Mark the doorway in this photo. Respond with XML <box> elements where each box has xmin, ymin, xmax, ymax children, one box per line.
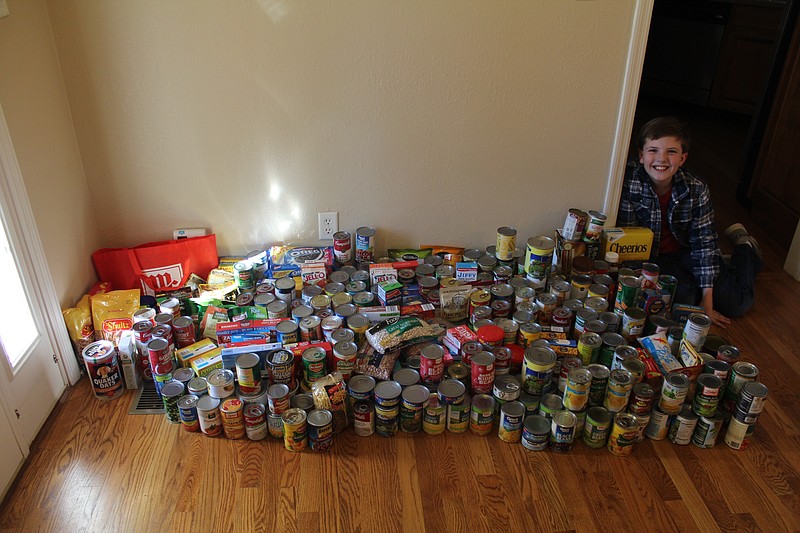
<box><xmin>632</xmin><ymin>0</ymin><xmax>797</xmax><ymax>261</ymax></box>
<box><xmin>0</xmin><ymin>103</ymin><xmax>73</xmax><ymax>500</ymax></box>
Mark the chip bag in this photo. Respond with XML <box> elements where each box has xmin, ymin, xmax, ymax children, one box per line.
<box><xmin>62</xmin><ymin>294</ymin><xmax>95</xmax><ymax>361</ymax></box>
<box><xmin>91</xmin><ymin>289</ymin><xmax>141</xmax><ymax>347</ymax></box>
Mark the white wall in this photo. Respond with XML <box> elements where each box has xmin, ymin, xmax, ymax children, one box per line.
<box><xmin>0</xmin><ymin>0</ymin><xmax>101</xmax><ymax>307</ymax></box>
<box><xmin>46</xmin><ymin>0</ymin><xmax>639</xmax><ymax>257</ymax></box>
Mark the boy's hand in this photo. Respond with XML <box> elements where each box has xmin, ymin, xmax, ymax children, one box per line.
<box><xmin>701</xmin><ymin>288</ymin><xmax>731</xmax><ymax>328</ymax></box>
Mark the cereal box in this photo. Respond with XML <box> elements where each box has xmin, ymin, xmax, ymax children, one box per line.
<box><xmin>601</xmin><ymin>227</ymin><xmax>654</xmax><ymax>262</ymax></box>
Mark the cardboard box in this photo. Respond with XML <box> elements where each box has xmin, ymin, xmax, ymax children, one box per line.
<box><xmin>190</xmin><ymin>347</ymin><xmax>223</xmax><ymax>377</ymax></box>
<box><xmin>118</xmin><ymin>331</ymin><xmax>141</xmax><ymax>390</ymax></box>
<box><xmin>176</xmin><ymin>338</ymin><xmax>218</xmax><ymax>367</ymax></box>
<box><xmin>601</xmin><ymin>227</ymin><xmax>654</xmax><ymax>262</ymax></box>
<box><xmin>554</xmin><ymin>230</ymin><xmax>601</xmax><ymax>276</ymax></box>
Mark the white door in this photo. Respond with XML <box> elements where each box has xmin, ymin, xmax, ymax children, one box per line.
<box><xmin>0</xmin><ymin>103</ymin><xmax>70</xmax><ymax>495</ymax></box>
<box><xmin>0</xmin><ymin>392</ymin><xmax>23</xmax><ymax>503</ymax></box>
<box><xmin>0</xmin><ymin>210</ymin><xmax>65</xmax><ymax>446</ymax></box>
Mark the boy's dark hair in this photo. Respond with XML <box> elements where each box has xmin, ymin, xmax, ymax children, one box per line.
<box><xmin>637</xmin><ymin>117</ymin><xmax>690</xmax><ymax>153</ymax></box>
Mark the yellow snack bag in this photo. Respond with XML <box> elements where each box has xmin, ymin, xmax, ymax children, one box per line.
<box><xmin>91</xmin><ymin>289</ymin><xmax>141</xmax><ymax>346</ymax></box>
<box><xmin>62</xmin><ymin>294</ymin><xmax>95</xmax><ymax>358</ymax></box>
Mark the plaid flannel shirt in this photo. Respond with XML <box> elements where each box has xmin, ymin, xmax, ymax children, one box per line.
<box><xmin>617</xmin><ymin>162</ymin><xmax>721</xmax><ymax>288</ymax></box>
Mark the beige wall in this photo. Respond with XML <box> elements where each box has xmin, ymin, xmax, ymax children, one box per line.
<box><xmin>45</xmin><ymin>0</ymin><xmax>638</xmax><ymax>257</ymax></box>
<box><xmin>0</xmin><ymin>0</ymin><xmax>100</xmax><ymax>307</ymax></box>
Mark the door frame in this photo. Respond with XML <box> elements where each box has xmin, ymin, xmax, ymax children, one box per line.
<box><xmin>603</xmin><ymin>0</ymin><xmax>654</xmax><ymax>226</ymax></box>
<box><xmin>0</xmin><ymin>103</ymin><xmax>80</xmax><ymax>398</ymax></box>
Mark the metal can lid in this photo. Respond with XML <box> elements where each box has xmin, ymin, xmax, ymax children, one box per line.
<box><xmin>393</xmin><ymin>368</ymin><xmax>421</xmax><ymax>387</ymax></box>
<box><xmin>348</xmin><ymin>375</ymin><xmax>376</xmax><ymax>395</ymax></box>
<box><xmin>177</xmin><ymin>394</ymin><xmax>199</xmax><ymax>410</ymax></box>
<box><xmin>526</xmin><ymin>236</ymin><xmax>556</xmax><ymax>252</ymax></box>
<box><xmin>732</xmin><ymin>361</ymin><xmax>759</xmax><ymax>378</ymax></box>
<box><xmin>471</xmin><ymin>351</ymin><xmax>496</xmax><ymax>367</ymax></box>
<box><xmin>353</xmin><ymin>401</ymin><xmax>373</xmax><ymax>415</ymax></box>
<box><xmin>437</xmin><ymin>378</ymin><xmax>466</xmax><ymax>399</ymax></box>
<box><xmin>161</xmin><ymin>381</ymin><xmax>184</xmax><ymax>398</ymax></box>
<box><xmin>173</xmin><ymin>316</ymin><xmax>194</xmax><ymax>329</ymax></box>
<box><xmin>586</xmin><ymin>364</ymin><xmax>610</xmax><ymax>379</ymax></box>
<box><xmin>471</xmin><ymin>393</ymin><xmax>495</xmax><ymax>411</ymax></box>
<box><xmin>356</xmin><ymin>226</ymin><xmax>376</xmax><ymax>237</ymax></box>
<box><xmin>610</xmin><ymin>368</ymin><xmax>633</xmax><ymax>385</ymax></box>
<box><xmin>613</xmin><ymin>412</ymin><xmax>638</xmax><ymax>428</ymax></box>
<box><xmin>586</xmin><ymin>405</ymin><xmax>612</xmax><ymax>425</ymax></box>
<box><xmin>420</xmin><ymin>344</ymin><xmax>444</xmax><ymax>361</ymax></box>
<box><xmin>347</xmin><ymin>313</ymin><xmax>369</xmax><ymax>329</ymax></box>
<box><xmin>490</xmin><ymin>283</ymin><xmax>514</xmax><ymax>298</ymax></box>
<box><xmin>568</xmin><ymin>367</ymin><xmax>592</xmax><ymax>384</ymax></box>
<box><xmin>196</xmin><ymin>395</ymin><xmax>221</xmax><ymax>411</ymax></box>
<box><xmin>524</xmin><ymin>346</ymin><xmax>557</xmax><ymax>366</ymax></box>
<box><xmin>601</xmin><ymin>332</ymin><xmax>626</xmax><ymax>347</ymax></box>
<box><xmin>302</xmin><ymin>346</ymin><xmax>326</xmax><ymax>362</ymax></box>
<box><xmin>552</xmin><ymin>409</ymin><xmax>578</xmax><ymax>427</ymax></box>
<box><xmin>334</xmin><ymin>341</ymin><xmax>358</xmax><ymax>358</ymax></box>
<box><xmin>244</xmin><ymin>403</ymin><xmax>266</xmax><ymax>418</ymax></box>
<box><xmin>494</xmin><ymin>375</ymin><xmax>521</xmax><ymax>394</ymax></box>
<box><xmin>300</xmin><ymin>315</ymin><xmax>322</xmax><ymax>329</ymax></box>
<box><xmin>374</xmin><ymin>380</ymin><xmax>402</xmax><ymax>400</ymax></box>
<box><xmin>524</xmin><ymin>414</ymin><xmax>550</xmax><ymax>434</ymax></box>
<box><xmin>276</xmin><ymin>320</ymin><xmax>299</xmax><ymax>334</ymax></box>
<box><xmin>696</xmin><ymin>373</ymin><xmax>724</xmax><ymax>390</ymax></box>
<box><xmin>402</xmin><ymin>384</ymin><xmax>430</xmax><ymax>405</ymax></box>
<box><xmin>331</xmin><ymin>328</ymin><xmax>355</xmax><ymax>344</ymax></box>
<box><xmin>688</xmin><ymin>313</ymin><xmax>712</xmax><ymax>328</ymax></box>
<box><xmin>291</xmin><ymin>393</ymin><xmax>315</xmax><ymax>411</ymax></box>
<box><xmin>268</xmin><ymin>383</ymin><xmax>290</xmax><ymax>399</ymax></box>
<box><xmin>275</xmin><ymin>277</ymin><xmax>297</xmax><ymax>291</ymax></box>
<box><xmin>579</xmin><ymin>332</ymin><xmax>602</xmax><ymax>347</ymax></box>
<box><xmin>446</xmin><ymin>363</ymin><xmax>469</xmax><ymax>380</ymax></box>
<box><xmin>633</xmin><ymin>382</ymin><xmax>655</xmax><ymax>398</ymax></box>
<box><xmin>307</xmin><ymin>409</ymin><xmax>333</xmax><ymax>427</ymax></box>
<box><xmin>255</xmin><ymin>293</ymin><xmax>277</xmax><ymax>307</ymax></box>
<box><xmin>173</xmin><ymin>367</ymin><xmax>195</xmax><ymax>383</ymax></box>
<box><xmin>281</xmin><ymin>407</ymin><xmax>307</xmax><ymax>425</ymax></box>
<box><xmin>207</xmin><ymin>369</ymin><xmax>235</xmax><ymax>387</ymax></box>
<box><xmin>146</xmin><ymin>337</ymin><xmax>169</xmax><ymax>352</ymax></box>
<box><xmin>741</xmin><ymin>381</ymin><xmax>768</xmax><ymax>398</ymax></box>
<box><xmin>665</xmin><ymin>372</ymin><xmax>690</xmax><ymax>388</ymax></box>
<box><xmin>267</xmin><ymin>300</ymin><xmax>288</xmax><ymax>314</ymax></box>
<box><xmin>236</xmin><ymin>352</ymin><xmax>261</xmax><ymax>369</ymax></box>
<box><xmin>541</xmin><ymin>393</ymin><xmax>564</xmax><ymax>410</ymax></box>
<box><xmin>501</xmin><ymin>400</ymin><xmax>526</xmax><ymax>418</ymax></box>
<box><xmin>187</xmin><ymin>377</ymin><xmax>208</xmax><ymax>394</ymax></box>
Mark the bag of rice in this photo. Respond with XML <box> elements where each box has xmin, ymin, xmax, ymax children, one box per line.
<box><xmin>365</xmin><ymin>316</ymin><xmax>438</xmax><ymax>354</ymax></box>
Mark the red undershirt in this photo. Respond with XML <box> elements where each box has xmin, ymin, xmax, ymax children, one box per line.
<box><xmin>658</xmin><ymin>187</ymin><xmax>681</xmax><ymax>254</ymax></box>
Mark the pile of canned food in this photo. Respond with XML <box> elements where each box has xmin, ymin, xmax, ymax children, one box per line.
<box><xmin>82</xmin><ymin>220</ymin><xmax>767</xmax><ymax>455</ymax></box>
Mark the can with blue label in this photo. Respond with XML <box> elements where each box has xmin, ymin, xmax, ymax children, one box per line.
<box><xmin>550</xmin><ymin>410</ymin><xmax>578</xmax><ymax>453</ymax></box>
<box><xmin>355</xmin><ymin>226</ymin><xmax>376</xmax><ymax>263</ymax></box>
<box><xmin>307</xmin><ymin>409</ymin><xmax>334</xmax><ymax>452</ymax></box>
<box><xmin>498</xmin><ymin>400</ymin><xmax>525</xmax><ymax>443</ymax></box>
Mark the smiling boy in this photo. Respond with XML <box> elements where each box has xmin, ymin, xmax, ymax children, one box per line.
<box><xmin>617</xmin><ymin>117</ymin><xmax>761</xmax><ymax>327</ymax></box>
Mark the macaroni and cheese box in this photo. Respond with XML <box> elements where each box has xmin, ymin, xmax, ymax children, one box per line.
<box><xmin>601</xmin><ymin>227</ymin><xmax>654</xmax><ymax>262</ymax></box>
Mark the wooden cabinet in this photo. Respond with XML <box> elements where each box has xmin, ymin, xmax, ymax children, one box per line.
<box><xmin>748</xmin><ymin>11</ymin><xmax>800</xmax><ymax>248</ymax></box>
<box><xmin>710</xmin><ymin>4</ymin><xmax>784</xmax><ymax>114</ymax></box>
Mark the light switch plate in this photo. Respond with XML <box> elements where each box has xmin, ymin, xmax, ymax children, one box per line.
<box><xmin>0</xmin><ymin>1</ymin><xmax>10</xmax><ymax>19</ymax></box>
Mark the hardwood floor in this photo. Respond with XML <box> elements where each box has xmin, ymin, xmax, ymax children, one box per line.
<box><xmin>2</xmin><ymin>264</ymin><xmax>799</xmax><ymax>532</ymax></box>
<box><xmin>2</xmin><ymin>105</ymin><xmax>800</xmax><ymax>531</ymax></box>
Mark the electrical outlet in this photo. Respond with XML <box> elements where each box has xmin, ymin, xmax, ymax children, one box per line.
<box><xmin>318</xmin><ymin>212</ymin><xmax>338</xmax><ymax>240</ymax></box>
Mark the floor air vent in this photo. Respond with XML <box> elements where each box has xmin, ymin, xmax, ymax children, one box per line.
<box><xmin>129</xmin><ymin>380</ymin><xmax>165</xmax><ymax>415</ymax></box>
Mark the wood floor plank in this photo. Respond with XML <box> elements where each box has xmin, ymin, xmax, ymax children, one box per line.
<box><xmin>3</xmin><ymin>174</ymin><xmax>800</xmax><ymax>531</ymax></box>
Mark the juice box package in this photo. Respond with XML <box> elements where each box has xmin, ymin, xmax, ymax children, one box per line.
<box><xmin>601</xmin><ymin>227</ymin><xmax>654</xmax><ymax>262</ymax></box>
